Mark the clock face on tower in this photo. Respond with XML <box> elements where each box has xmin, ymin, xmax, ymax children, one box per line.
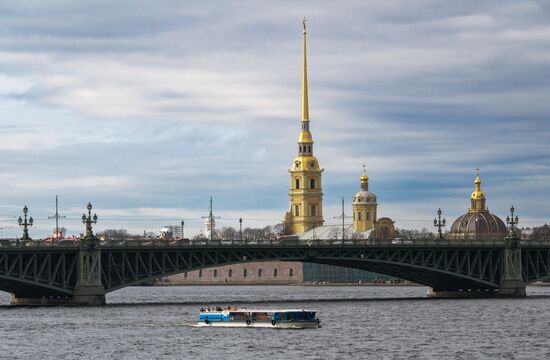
<box><xmin>309</xmin><ymin>161</ymin><xmax>316</xmax><ymax>169</ymax></box>
<box><xmin>294</xmin><ymin>161</ymin><xmax>301</xmax><ymax>169</ymax></box>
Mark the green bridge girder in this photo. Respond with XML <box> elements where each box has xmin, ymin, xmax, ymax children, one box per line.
<box><xmin>0</xmin><ymin>241</ymin><xmax>549</xmax><ymax>303</ymax></box>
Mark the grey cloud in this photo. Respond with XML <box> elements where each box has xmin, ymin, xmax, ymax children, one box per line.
<box><xmin>0</xmin><ymin>0</ymin><xmax>548</xmax><ymax>237</ymax></box>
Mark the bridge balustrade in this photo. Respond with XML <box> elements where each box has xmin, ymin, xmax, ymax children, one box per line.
<box><xmin>0</xmin><ymin>237</ymin><xmax>549</xmax><ymax>249</ymax></box>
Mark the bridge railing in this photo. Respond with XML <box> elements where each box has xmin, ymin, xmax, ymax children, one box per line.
<box><xmin>1</xmin><ymin>237</ymin><xmax>550</xmax><ymax>249</ymax></box>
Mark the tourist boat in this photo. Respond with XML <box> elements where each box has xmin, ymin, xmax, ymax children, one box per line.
<box><xmin>197</xmin><ymin>307</ymin><xmax>320</xmax><ymax>328</ymax></box>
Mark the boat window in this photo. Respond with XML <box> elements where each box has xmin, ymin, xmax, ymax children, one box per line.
<box><xmin>287</xmin><ymin>311</ymin><xmax>316</xmax><ymax>321</ymax></box>
<box><xmin>229</xmin><ymin>312</ymin><xmax>247</xmax><ymax>321</ymax></box>
<box><xmin>252</xmin><ymin>312</ymin><xmax>270</xmax><ymax>321</ymax></box>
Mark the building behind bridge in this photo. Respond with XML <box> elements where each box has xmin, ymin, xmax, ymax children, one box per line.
<box><xmin>164</xmin><ymin>261</ymin><xmax>394</xmax><ymax>285</ymax></box>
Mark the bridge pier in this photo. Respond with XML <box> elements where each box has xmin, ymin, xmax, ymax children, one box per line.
<box><xmin>498</xmin><ymin>245</ymin><xmax>526</xmax><ymax>297</ymax></box>
<box><xmin>72</xmin><ymin>238</ymin><xmax>106</xmax><ymax>305</ymax></box>
<box><xmin>427</xmin><ymin>288</ymin><xmax>503</xmax><ymax>298</ymax></box>
<box><xmin>10</xmin><ymin>295</ymin><xmax>74</xmax><ymax>306</ymax></box>
<box><xmin>72</xmin><ymin>286</ymin><xmax>106</xmax><ymax>306</ymax></box>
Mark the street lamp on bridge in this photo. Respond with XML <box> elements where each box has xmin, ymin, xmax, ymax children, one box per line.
<box><xmin>506</xmin><ymin>205</ymin><xmax>520</xmax><ymax>247</ymax></box>
<box><xmin>82</xmin><ymin>202</ymin><xmax>98</xmax><ymax>239</ymax></box>
<box><xmin>18</xmin><ymin>205</ymin><xmax>33</xmax><ymax>241</ymax></box>
<box><xmin>181</xmin><ymin>220</ymin><xmax>189</xmax><ymax>240</ymax></box>
<box><xmin>433</xmin><ymin>208</ymin><xmax>446</xmax><ymax>239</ymax></box>
<box><xmin>239</xmin><ymin>217</ymin><xmax>243</xmax><ymax>243</ymax></box>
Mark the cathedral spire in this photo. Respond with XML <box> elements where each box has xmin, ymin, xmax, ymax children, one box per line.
<box><xmin>360</xmin><ymin>164</ymin><xmax>369</xmax><ymax>191</ymax></box>
<box><xmin>297</xmin><ymin>18</ymin><xmax>313</xmax><ymax>154</ymax></box>
<box><xmin>302</xmin><ymin>17</ymin><xmax>309</xmax><ymax>122</ymax></box>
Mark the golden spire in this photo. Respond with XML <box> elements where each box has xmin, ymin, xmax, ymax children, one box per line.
<box><xmin>301</xmin><ymin>17</ymin><xmax>309</xmax><ymax>122</ymax></box>
<box><xmin>360</xmin><ymin>164</ymin><xmax>369</xmax><ymax>191</ymax></box>
<box><xmin>297</xmin><ymin>18</ymin><xmax>313</xmax><ymax>147</ymax></box>
<box><xmin>470</xmin><ymin>168</ymin><xmax>486</xmax><ymax>212</ymax></box>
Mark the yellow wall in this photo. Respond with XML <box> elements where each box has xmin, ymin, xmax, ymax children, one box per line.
<box><xmin>352</xmin><ymin>203</ymin><xmax>376</xmax><ymax>232</ymax></box>
<box><xmin>286</xmin><ymin>155</ymin><xmax>324</xmax><ymax>234</ymax></box>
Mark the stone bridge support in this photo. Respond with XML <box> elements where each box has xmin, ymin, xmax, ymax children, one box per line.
<box><xmin>498</xmin><ymin>246</ymin><xmax>526</xmax><ymax>297</ymax></box>
<box><xmin>72</xmin><ymin>244</ymin><xmax>105</xmax><ymax>305</ymax></box>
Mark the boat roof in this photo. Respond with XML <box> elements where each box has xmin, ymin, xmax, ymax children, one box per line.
<box><xmin>200</xmin><ymin>309</ymin><xmax>316</xmax><ymax>313</ymax></box>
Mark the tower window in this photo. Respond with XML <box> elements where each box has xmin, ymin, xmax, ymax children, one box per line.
<box><xmin>367</xmin><ymin>212</ymin><xmax>370</xmax><ymax>221</ymax></box>
<box><xmin>213</xmin><ymin>269</ymin><xmax>217</xmax><ymax>277</ymax></box>
<box><xmin>308</xmin><ymin>145</ymin><xmax>311</xmax><ymax>153</ymax></box>
<box><xmin>228</xmin><ymin>269</ymin><xmax>232</xmax><ymax>277</ymax></box>
<box><xmin>289</xmin><ymin>268</ymin><xmax>294</xmax><ymax>277</ymax></box>
<box><xmin>258</xmin><ymin>269</ymin><xmax>262</xmax><ymax>277</ymax></box>
<box><xmin>311</xmin><ymin>205</ymin><xmax>316</xmax><ymax>216</ymax></box>
<box><xmin>358</xmin><ymin>212</ymin><xmax>362</xmax><ymax>221</ymax></box>
<box><xmin>310</xmin><ymin>178</ymin><xmax>315</xmax><ymax>189</ymax></box>
<box><xmin>299</xmin><ymin>145</ymin><xmax>302</xmax><ymax>153</ymax></box>
<box><xmin>244</xmin><ymin>269</ymin><xmax>247</xmax><ymax>277</ymax></box>
<box><xmin>274</xmin><ymin>268</ymin><xmax>278</xmax><ymax>277</ymax></box>
<box><xmin>199</xmin><ymin>269</ymin><xmax>202</xmax><ymax>278</ymax></box>
<box><xmin>295</xmin><ymin>178</ymin><xmax>300</xmax><ymax>189</ymax></box>
<box><xmin>295</xmin><ymin>205</ymin><xmax>300</xmax><ymax>216</ymax></box>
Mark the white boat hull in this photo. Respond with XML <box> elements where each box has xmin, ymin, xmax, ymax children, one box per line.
<box><xmin>196</xmin><ymin>320</ymin><xmax>320</xmax><ymax>329</ymax></box>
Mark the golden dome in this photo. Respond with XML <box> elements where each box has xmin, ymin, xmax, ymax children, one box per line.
<box><xmin>360</xmin><ymin>164</ymin><xmax>369</xmax><ymax>184</ymax></box>
<box><xmin>470</xmin><ymin>173</ymin><xmax>485</xmax><ymax>200</ymax></box>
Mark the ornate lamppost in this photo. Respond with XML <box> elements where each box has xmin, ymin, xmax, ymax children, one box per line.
<box><xmin>181</xmin><ymin>220</ymin><xmax>185</xmax><ymax>239</ymax></box>
<box><xmin>18</xmin><ymin>205</ymin><xmax>33</xmax><ymax>241</ymax></box>
<box><xmin>239</xmin><ymin>217</ymin><xmax>243</xmax><ymax>243</ymax></box>
<box><xmin>81</xmin><ymin>202</ymin><xmax>98</xmax><ymax>242</ymax></box>
<box><xmin>433</xmin><ymin>208</ymin><xmax>446</xmax><ymax>240</ymax></box>
<box><xmin>506</xmin><ymin>205</ymin><xmax>519</xmax><ymax>247</ymax></box>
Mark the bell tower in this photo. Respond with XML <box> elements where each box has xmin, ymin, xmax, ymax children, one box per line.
<box><xmin>284</xmin><ymin>18</ymin><xmax>324</xmax><ymax>234</ymax></box>
<box><xmin>352</xmin><ymin>165</ymin><xmax>377</xmax><ymax>232</ymax></box>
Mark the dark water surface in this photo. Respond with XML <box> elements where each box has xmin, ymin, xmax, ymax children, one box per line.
<box><xmin>0</xmin><ymin>286</ymin><xmax>549</xmax><ymax>359</ymax></box>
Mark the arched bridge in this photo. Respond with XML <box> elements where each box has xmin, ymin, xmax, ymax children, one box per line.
<box><xmin>1</xmin><ymin>239</ymin><xmax>549</xmax><ymax>305</ymax></box>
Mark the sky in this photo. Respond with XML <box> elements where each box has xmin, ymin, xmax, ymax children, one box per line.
<box><xmin>0</xmin><ymin>0</ymin><xmax>549</xmax><ymax>238</ymax></box>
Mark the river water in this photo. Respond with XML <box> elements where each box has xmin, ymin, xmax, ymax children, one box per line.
<box><xmin>0</xmin><ymin>285</ymin><xmax>549</xmax><ymax>359</ymax></box>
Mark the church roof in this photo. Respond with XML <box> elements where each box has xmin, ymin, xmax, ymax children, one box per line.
<box><xmin>298</xmin><ymin>224</ymin><xmax>373</xmax><ymax>240</ymax></box>
<box><xmin>449</xmin><ymin>211</ymin><xmax>507</xmax><ymax>237</ymax></box>
<box><xmin>449</xmin><ymin>171</ymin><xmax>507</xmax><ymax>238</ymax></box>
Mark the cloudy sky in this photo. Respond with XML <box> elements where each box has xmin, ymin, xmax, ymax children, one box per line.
<box><xmin>0</xmin><ymin>0</ymin><xmax>549</xmax><ymax>238</ymax></box>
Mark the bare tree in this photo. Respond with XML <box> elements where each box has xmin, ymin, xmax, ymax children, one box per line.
<box><xmin>396</xmin><ymin>228</ymin><xmax>435</xmax><ymax>240</ymax></box>
<box><xmin>100</xmin><ymin>229</ymin><xmax>129</xmax><ymax>241</ymax></box>
<box><xmin>219</xmin><ymin>226</ymin><xmax>239</xmax><ymax>240</ymax></box>
<box><xmin>529</xmin><ymin>224</ymin><xmax>550</xmax><ymax>241</ymax></box>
